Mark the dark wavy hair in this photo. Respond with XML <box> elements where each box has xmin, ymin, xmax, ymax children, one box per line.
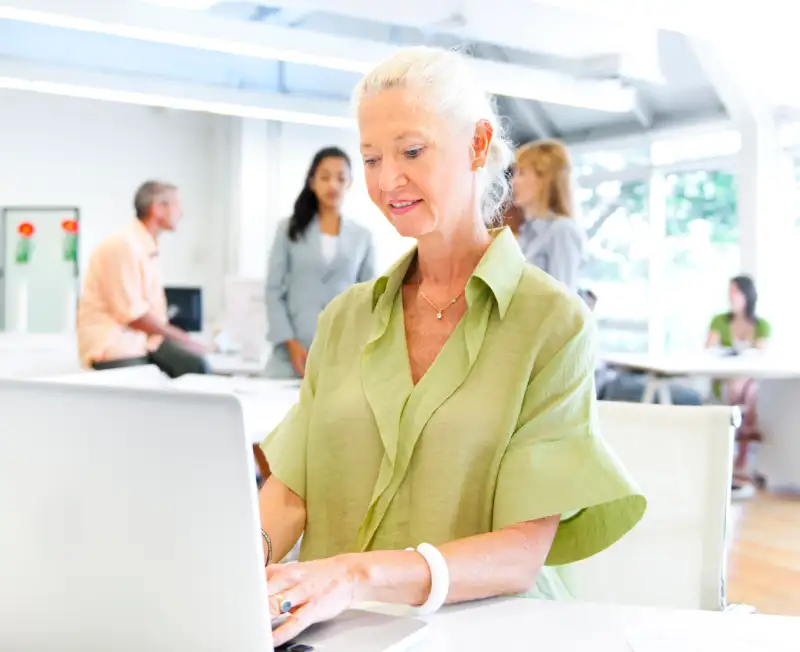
<box><xmin>288</xmin><ymin>146</ymin><xmax>351</xmax><ymax>241</ymax></box>
<box><xmin>728</xmin><ymin>274</ymin><xmax>758</xmax><ymax>323</ymax></box>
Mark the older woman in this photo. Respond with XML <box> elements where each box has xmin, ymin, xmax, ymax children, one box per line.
<box><xmin>259</xmin><ymin>46</ymin><xmax>646</xmax><ymax>646</ymax></box>
<box><xmin>512</xmin><ymin>139</ymin><xmax>586</xmax><ymax>293</ymax></box>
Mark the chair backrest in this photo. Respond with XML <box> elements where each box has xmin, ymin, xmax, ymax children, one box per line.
<box><xmin>41</xmin><ymin>365</ymin><xmax>169</xmax><ymax>387</ymax></box>
<box><xmin>565</xmin><ymin>401</ymin><xmax>735</xmax><ymax>611</ymax></box>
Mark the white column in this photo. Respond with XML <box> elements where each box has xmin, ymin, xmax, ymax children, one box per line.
<box><xmin>736</xmin><ymin>118</ymin><xmax>794</xmax><ymax>349</ymax></box>
<box><xmin>224</xmin><ymin>118</ymin><xmax>285</xmax><ymax>279</ymax></box>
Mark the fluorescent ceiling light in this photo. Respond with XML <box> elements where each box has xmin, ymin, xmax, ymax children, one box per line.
<box><xmin>0</xmin><ymin>5</ymin><xmax>375</xmax><ymax>73</ymax></box>
<box><xmin>0</xmin><ymin>0</ymin><xmax>637</xmax><ymax>113</ymax></box>
<box><xmin>0</xmin><ymin>67</ymin><xmax>355</xmax><ymax>129</ymax></box>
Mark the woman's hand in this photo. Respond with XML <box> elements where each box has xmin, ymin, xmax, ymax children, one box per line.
<box><xmin>286</xmin><ymin>340</ymin><xmax>308</xmax><ymax>377</ymax></box>
<box><xmin>267</xmin><ymin>556</ymin><xmax>363</xmax><ymax>647</ymax></box>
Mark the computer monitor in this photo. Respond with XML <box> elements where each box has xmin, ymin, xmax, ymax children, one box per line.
<box><xmin>165</xmin><ymin>286</ymin><xmax>203</xmax><ymax>333</ymax></box>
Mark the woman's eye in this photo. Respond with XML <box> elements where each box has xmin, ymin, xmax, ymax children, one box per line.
<box><xmin>363</xmin><ymin>157</ymin><xmax>379</xmax><ymax>166</ymax></box>
<box><xmin>405</xmin><ymin>147</ymin><xmax>424</xmax><ymax>159</ymax></box>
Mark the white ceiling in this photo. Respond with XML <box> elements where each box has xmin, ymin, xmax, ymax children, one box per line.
<box><xmin>1</xmin><ymin>0</ymin><xmax>791</xmax><ymax>144</ymax></box>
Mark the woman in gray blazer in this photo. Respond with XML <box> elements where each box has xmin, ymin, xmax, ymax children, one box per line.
<box><xmin>265</xmin><ymin>146</ymin><xmax>376</xmax><ymax>378</ymax></box>
<box><xmin>512</xmin><ymin>139</ymin><xmax>586</xmax><ymax>294</ymax></box>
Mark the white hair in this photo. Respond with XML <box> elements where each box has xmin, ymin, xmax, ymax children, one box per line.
<box><xmin>352</xmin><ymin>46</ymin><xmax>515</xmax><ymax>225</ymax></box>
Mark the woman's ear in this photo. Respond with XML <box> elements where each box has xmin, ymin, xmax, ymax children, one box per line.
<box><xmin>471</xmin><ymin>120</ymin><xmax>493</xmax><ymax>171</ymax></box>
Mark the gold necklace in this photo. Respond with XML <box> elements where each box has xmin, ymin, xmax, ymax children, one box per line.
<box><xmin>418</xmin><ymin>287</ymin><xmax>463</xmax><ymax>320</ymax></box>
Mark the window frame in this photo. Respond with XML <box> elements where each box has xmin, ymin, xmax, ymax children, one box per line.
<box><xmin>576</xmin><ymin>142</ymin><xmax>739</xmax><ymax>354</ymax></box>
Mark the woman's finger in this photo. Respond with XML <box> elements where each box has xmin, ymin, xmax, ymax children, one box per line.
<box><xmin>271</xmin><ymin>606</ymin><xmax>315</xmax><ymax>648</ymax></box>
<box><xmin>272</xmin><ymin>581</ymin><xmax>314</xmax><ymax>616</ymax></box>
<box><xmin>268</xmin><ymin>595</ymin><xmax>285</xmax><ymax>620</ymax></box>
<box><xmin>266</xmin><ymin>564</ymin><xmax>301</xmax><ymax>594</ymax></box>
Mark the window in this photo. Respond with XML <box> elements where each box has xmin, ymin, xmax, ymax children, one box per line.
<box><xmin>662</xmin><ymin>170</ymin><xmax>739</xmax><ymax>353</ymax></box>
<box><xmin>579</xmin><ymin>179</ymin><xmax>650</xmax><ymax>353</ymax></box>
<box><xmin>572</xmin><ymin>147</ymin><xmax>650</xmax><ymax>177</ymax></box>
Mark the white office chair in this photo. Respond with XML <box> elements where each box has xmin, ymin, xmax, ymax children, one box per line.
<box><xmin>564</xmin><ymin>401</ymin><xmax>736</xmax><ymax>611</ymax></box>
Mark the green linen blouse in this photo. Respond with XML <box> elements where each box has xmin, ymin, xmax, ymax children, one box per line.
<box><xmin>261</xmin><ymin>226</ymin><xmax>646</xmax><ymax>599</ymax></box>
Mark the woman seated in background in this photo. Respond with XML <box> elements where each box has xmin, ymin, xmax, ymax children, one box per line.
<box><xmin>706</xmin><ymin>275</ymin><xmax>771</xmax><ymax>494</ymax></box>
<box><xmin>265</xmin><ymin>146</ymin><xmax>376</xmax><ymax>378</ymax></box>
<box><xmin>511</xmin><ymin>139</ymin><xmax>586</xmax><ymax>294</ymax></box>
<box><xmin>258</xmin><ymin>46</ymin><xmax>646</xmax><ymax>647</ymax></box>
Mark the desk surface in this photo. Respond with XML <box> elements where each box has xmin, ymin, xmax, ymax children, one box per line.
<box><xmin>403</xmin><ymin>598</ymin><xmax>797</xmax><ymax>651</ymax></box>
<box><xmin>603</xmin><ymin>351</ymin><xmax>800</xmax><ymax>379</ymax></box>
<box><xmin>171</xmin><ymin>374</ymin><xmax>299</xmax><ymax>443</ymax></box>
<box><xmin>206</xmin><ymin>353</ymin><xmax>268</xmax><ymax>376</ymax></box>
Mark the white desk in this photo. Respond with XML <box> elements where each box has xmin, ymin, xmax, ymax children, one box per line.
<box><xmin>603</xmin><ymin>351</ymin><xmax>800</xmax><ymax>492</ymax></box>
<box><xmin>206</xmin><ymin>353</ymin><xmax>268</xmax><ymax>377</ymax></box>
<box><xmin>602</xmin><ymin>351</ymin><xmax>800</xmax><ymax>404</ymax></box>
<box><xmin>170</xmin><ymin>374</ymin><xmax>299</xmax><ymax>443</ymax></box>
<box><xmin>400</xmin><ymin>598</ymin><xmax>798</xmax><ymax>651</ymax></box>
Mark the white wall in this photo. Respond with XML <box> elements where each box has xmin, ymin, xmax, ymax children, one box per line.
<box><xmin>0</xmin><ymin>89</ymin><xmax>228</xmax><ymax>321</ymax></box>
<box><xmin>0</xmin><ymin>90</ymin><xmax>411</xmax><ymax>334</ymax></box>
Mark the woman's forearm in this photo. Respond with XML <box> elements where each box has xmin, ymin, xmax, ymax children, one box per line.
<box><xmin>352</xmin><ymin>516</ymin><xmax>560</xmax><ymax>607</ymax></box>
<box><xmin>259</xmin><ymin>476</ymin><xmax>307</xmax><ymax>563</ymax></box>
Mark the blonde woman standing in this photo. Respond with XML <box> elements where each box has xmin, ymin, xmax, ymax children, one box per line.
<box><xmin>512</xmin><ymin>139</ymin><xmax>586</xmax><ymax>293</ymax></box>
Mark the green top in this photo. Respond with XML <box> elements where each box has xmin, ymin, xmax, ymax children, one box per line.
<box><xmin>261</xmin><ymin>227</ymin><xmax>646</xmax><ymax>599</ymax></box>
<box><xmin>709</xmin><ymin>313</ymin><xmax>771</xmax><ymax>347</ymax></box>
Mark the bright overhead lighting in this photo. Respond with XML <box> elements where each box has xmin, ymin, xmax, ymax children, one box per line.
<box><xmin>0</xmin><ymin>0</ymin><xmax>638</xmax><ymax>113</ymax></box>
<box><xmin>0</xmin><ymin>76</ymin><xmax>356</xmax><ymax>129</ymax></box>
<box><xmin>0</xmin><ymin>5</ymin><xmax>373</xmax><ymax>73</ymax></box>
<box><xmin>139</xmin><ymin>0</ymin><xmax>217</xmax><ymax>9</ymax></box>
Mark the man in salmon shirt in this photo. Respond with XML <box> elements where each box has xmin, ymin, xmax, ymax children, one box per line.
<box><xmin>77</xmin><ymin>180</ymin><xmax>209</xmax><ymax>378</ymax></box>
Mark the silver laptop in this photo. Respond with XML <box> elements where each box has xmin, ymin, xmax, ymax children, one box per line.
<box><xmin>0</xmin><ymin>379</ymin><xmax>426</xmax><ymax>651</ymax></box>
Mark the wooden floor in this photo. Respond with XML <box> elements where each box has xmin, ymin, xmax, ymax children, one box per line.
<box><xmin>727</xmin><ymin>491</ymin><xmax>800</xmax><ymax>616</ymax></box>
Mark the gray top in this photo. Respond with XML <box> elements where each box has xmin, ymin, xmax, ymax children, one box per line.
<box><xmin>516</xmin><ymin>216</ymin><xmax>586</xmax><ymax>294</ymax></box>
<box><xmin>264</xmin><ymin>216</ymin><xmax>375</xmax><ymax>377</ymax></box>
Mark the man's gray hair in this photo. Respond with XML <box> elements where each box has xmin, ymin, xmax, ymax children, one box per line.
<box><xmin>134</xmin><ymin>181</ymin><xmax>178</xmax><ymax>220</ymax></box>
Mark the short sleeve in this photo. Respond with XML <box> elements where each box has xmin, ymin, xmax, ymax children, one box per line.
<box><xmin>102</xmin><ymin>240</ymin><xmax>149</xmax><ymax>324</ymax></box>
<box><xmin>708</xmin><ymin>313</ymin><xmax>727</xmax><ymax>335</ymax></box>
<box><xmin>756</xmin><ymin>318</ymin><xmax>771</xmax><ymax>340</ymax></box>
<box><xmin>492</xmin><ymin>313</ymin><xmax>647</xmax><ymax>566</ymax></box>
<box><xmin>259</xmin><ymin>303</ymin><xmax>330</xmax><ymax>500</ymax></box>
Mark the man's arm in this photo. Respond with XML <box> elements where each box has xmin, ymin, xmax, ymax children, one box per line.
<box><xmin>129</xmin><ymin>312</ymin><xmax>191</xmax><ymax>343</ymax></box>
<box><xmin>128</xmin><ymin>313</ymin><xmax>208</xmax><ymax>354</ymax></box>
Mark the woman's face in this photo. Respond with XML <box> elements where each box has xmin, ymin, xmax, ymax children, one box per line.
<box><xmin>310</xmin><ymin>156</ymin><xmax>351</xmax><ymax>211</ymax></box>
<box><xmin>729</xmin><ymin>281</ymin><xmax>746</xmax><ymax>314</ymax></box>
<box><xmin>512</xmin><ymin>163</ymin><xmax>541</xmax><ymax>211</ymax></box>
<box><xmin>358</xmin><ymin>89</ymin><xmax>488</xmax><ymax>240</ymax></box>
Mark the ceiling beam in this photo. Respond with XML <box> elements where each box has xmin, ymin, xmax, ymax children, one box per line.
<box><xmin>0</xmin><ymin>0</ymin><xmax>639</xmax><ymax>113</ymax></box>
<box><xmin>688</xmin><ymin>37</ymin><xmax>771</xmax><ymax>125</ymax></box>
<box><xmin>254</xmin><ymin>7</ymin><xmax>313</xmax><ymax>27</ymax></box>
<box><xmin>0</xmin><ymin>57</ymin><xmax>355</xmax><ymax>128</ymax></box>
<box><xmin>509</xmin><ymin>99</ymin><xmax>557</xmax><ymax>141</ymax></box>
<box><xmin>563</xmin><ymin>114</ymin><xmax>730</xmax><ymax>154</ymax></box>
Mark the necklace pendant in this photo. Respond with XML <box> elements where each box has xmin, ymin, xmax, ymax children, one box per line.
<box><xmin>436</xmin><ymin>311</ymin><xmax>443</xmax><ymax>320</ymax></box>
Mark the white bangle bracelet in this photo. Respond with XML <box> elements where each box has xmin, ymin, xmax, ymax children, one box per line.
<box><xmin>406</xmin><ymin>543</ymin><xmax>449</xmax><ymax>616</ymax></box>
